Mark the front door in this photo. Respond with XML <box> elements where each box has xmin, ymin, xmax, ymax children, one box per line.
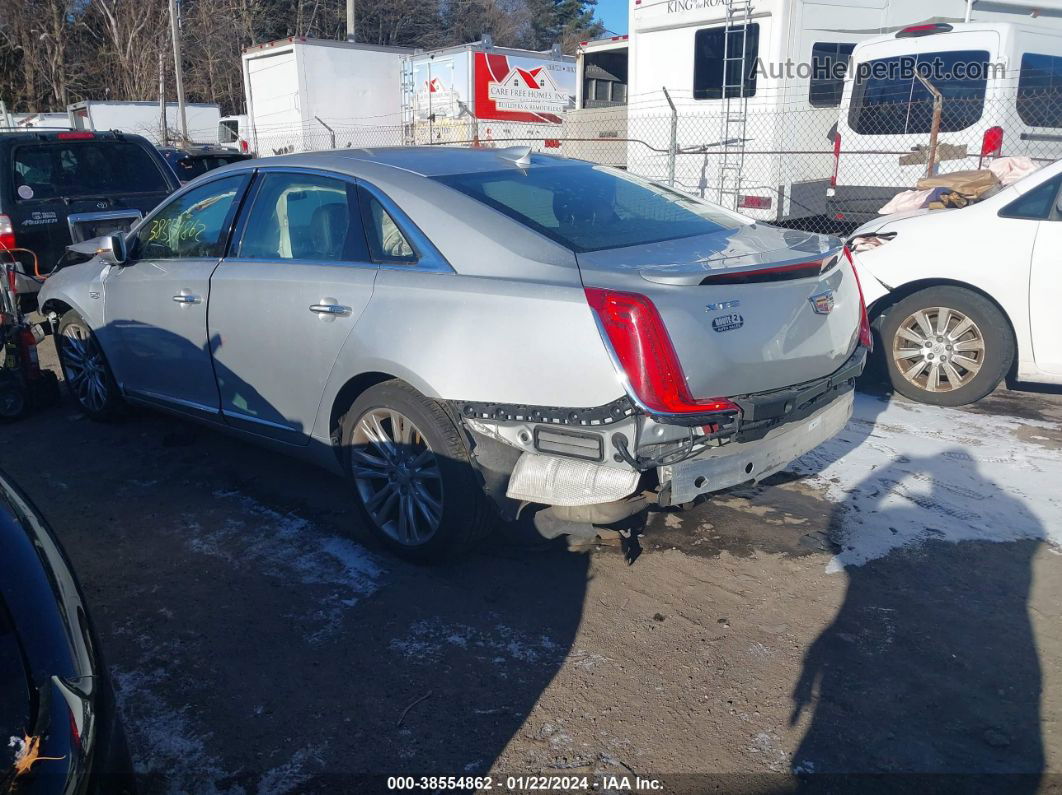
<box><xmin>103</xmin><ymin>174</ymin><xmax>249</xmax><ymax>416</ymax></box>
<box><xmin>1029</xmin><ymin>177</ymin><xmax>1062</xmax><ymax>376</ymax></box>
<box><xmin>208</xmin><ymin>170</ymin><xmax>383</xmax><ymax>443</ymax></box>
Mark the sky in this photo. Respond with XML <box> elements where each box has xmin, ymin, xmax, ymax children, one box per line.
<box><xmin>595</xmin><ymin>0</ymin><xmax>629</xmax><ymax>35</ymax></box>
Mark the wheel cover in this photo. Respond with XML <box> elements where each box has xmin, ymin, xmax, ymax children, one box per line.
<box><xmin>350</xmin><ymin>408</ymin><xmax>444</xmax><ymax>546</ymax></box>
<box><xmin>892</xmin><ymin>306</ymin><xmax>985</xmax><ymax>393</ymax></box>
<box><xmin>60</xmin><ymin>323</ymin><xmax>110</xmax><ymax>412</ymax></box>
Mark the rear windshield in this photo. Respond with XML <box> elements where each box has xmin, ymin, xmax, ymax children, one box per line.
<box><xmin>433</xmin><ymin>165</ymin><xmax>738</xmax><ymax>252</ymax></box>
<box><xmin>171</xmin><ymin>154</ymin><xmax>247</xmax><ymax>180</ymax></box>
<box><xmin>848</xmin><ymin>50</ymin><xmax>990</xmax><ymax>135</ymax></box>
<box><xmin>11</xmin><ymin>141</ymin><xmax>170</xmax><ymax>201</ymax></box>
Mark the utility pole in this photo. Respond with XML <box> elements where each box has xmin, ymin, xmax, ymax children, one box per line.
<box><xmin>346</xmin><ymin>0</ymin><xmax>356</xmax><ymax>40</ymax></box>
<box><xmin>168</xmin><ymin>0</ymin><xmax>189</xmax><ymax>142</ymax></box>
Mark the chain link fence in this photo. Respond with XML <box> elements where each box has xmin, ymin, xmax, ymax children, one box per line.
<box><xmin>245</xmin><ymin>90</ymin><xmax>1062</xmax><ymax>237</ymax></box>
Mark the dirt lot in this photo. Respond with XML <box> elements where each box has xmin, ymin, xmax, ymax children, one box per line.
<box><xmin>3</xmin><ymin>344</ymin><xmax>1062</xmax><ymax>794</ymax></box>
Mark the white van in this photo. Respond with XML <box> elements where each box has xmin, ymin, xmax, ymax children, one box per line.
<box><xmin>624</xmin><ymin>0</ymin><xmax>1043</xmax><ymax>223</ymax></box>
<box><xmin>828</xmin><ymin>20</ymin><xmax>1062</xmax><ymax>225</ymax></box>
<box><xmin>217</xmin><ymin>114</ymin><xmax>248</xmax><ymax>153</ymax></box>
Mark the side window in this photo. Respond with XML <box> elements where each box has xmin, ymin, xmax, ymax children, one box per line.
<box><xmin>359</xmin><ymin>191</ymin><xmax>417</xmax><ymax>264</ymax></box>
<box><xmin>1017</xmin><ymin>53</ymin><xmax>1062</xmax><ymax>129</ymax></box>
<box><xmin>693</xmin><ymin>24</ymin><xmax>759</xmax><ymax>100</ymax></box>
<box><xmin>999</xmin><ymin>175</ymin><xmax>1062</xmax><ymax>221</ymax></box>
<box><xmin>133</xmin><ymin>175</ymin><xmax>244</xmax><ymax>260</ymax></box>
<box><xmin>237</xmin><ymin>172</ymin><xmax>369</xmax><ymax>262</ymax></box>
<box><xmin>809</xmin><ymin>42</ymin><xmax>855</xmax><ymax>108</ymax></box>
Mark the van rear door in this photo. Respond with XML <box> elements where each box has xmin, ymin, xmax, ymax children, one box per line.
<box><xmin>831</xmin><ymin>28</ymin><xmax>1001</xmax><ymax>222</ymax></box>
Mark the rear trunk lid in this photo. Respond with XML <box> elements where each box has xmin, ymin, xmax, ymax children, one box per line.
<box><xmin>578</xmin><ymin>224</ymin><xmax>861</xmax><ymax>397</ymax></box>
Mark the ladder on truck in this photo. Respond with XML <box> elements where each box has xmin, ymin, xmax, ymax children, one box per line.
<box><xmin>716</xmin><ymin>0</ymin><xmax>753</xmax><ymax>209</ymax></box>
<box><xmin>400</xmin><ymin>56</ymin><xmax>416</xmax><ymax>146</ymax></box>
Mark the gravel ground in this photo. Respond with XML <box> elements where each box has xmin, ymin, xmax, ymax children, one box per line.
<box><xmin>2</xmin><ymin>343</ymin><xmax>1061</xmax><ymax>794</ymax></box>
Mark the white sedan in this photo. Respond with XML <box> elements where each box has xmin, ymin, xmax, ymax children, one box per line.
<box><xmin>848</xmin><ymin>159</ymin><xmax>1062</xmax><ymax>406</ymax></box>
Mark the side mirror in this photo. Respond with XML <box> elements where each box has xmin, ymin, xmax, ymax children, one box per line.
<box><xmin>95</xmin><ymin>233</ymin><xmax>128</xmax><ymax>266</ymax></box>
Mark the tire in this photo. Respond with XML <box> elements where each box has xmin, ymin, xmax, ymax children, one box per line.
<box><xmin>55</xmin><ymin>311</ymin><xmax>124</xmax><ymax>420</ymax></box>
<box><xmin>339</xmin><ymin>380</ymin><xmax>493</xmax><ymax>562</ymax></box>
<box><xmin>879</xmin><ymin>286</ymin><xmax>1013</xmax><ymax>407</ymax></box>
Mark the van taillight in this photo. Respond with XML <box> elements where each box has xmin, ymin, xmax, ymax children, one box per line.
<box><xmin>0</xmin><ymin>214</ymin><xmax>14</xmax><ymax>252</ymax></box>
<box><xmin>57</xmin><ymin>131</ymin><xmax>95</xmax><ymax>140</ymax></box>
<box><xmin>240</xmin><ymin>139</ymin><xmax>248</xmax><ymax>153</ymax></box>
<box><xmin>831</xmin><ymin>133</ymin><xmax>842</xmax><ymax>188</ymax></box>
<box><xmin>585</xmin><ymin>287</ymin><xmax>740</xmax><ymax>417</ymax></box>
<box><xmin>979</xmin><ymin>126</ymin><xmax>1004</xmax><ymax>167</ymax></box>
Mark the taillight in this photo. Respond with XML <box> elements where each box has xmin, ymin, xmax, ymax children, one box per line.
<box><xmin>831</xmin><ymin>132</ymin><xmax>842</xmax><ymax>188</ymax></box>
<box><xmin>57</xmin><ymin>131</ymin><xmax>95</xmax><ymax>140</ymax></box>
<box><xmin>0</xmin><ymin>214</ymin><xmax>14</xmax><ymax>251</ymax></box>
<box><xmin>844</xmin><ymin>247</ymin><xmax>873</xmax><ymax>351</ymax></box>
<box><xmin>585</xmin><ymin>287</ymin><xmax>740</xmax><ymax>416</ymax></box>
<box><xmin>240</xmin><ymin>139</ymin><xmax>249</xmax><ymax>153</ymax></box>
<box><xmin>738</xmin><ymin>195</ymin><xmax>772</xmax><ymax>210</ymax></box>
<box><xmin>979</xmin><ymin>126</ymin><xmax>1003</xmax><ymax>167</ymax></box>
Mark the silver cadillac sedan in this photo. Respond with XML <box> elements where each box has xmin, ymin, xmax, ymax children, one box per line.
<box><xmin>39</xmin><ymin>147</ymin><xmax>869</xmax><ymax>561</ymax></box>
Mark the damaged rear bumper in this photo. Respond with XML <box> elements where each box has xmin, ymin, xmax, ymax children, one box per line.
<box><xmin>659</xmin><ymin>389</ymin><xmax>853</xmax><ymax>506</ymax></box>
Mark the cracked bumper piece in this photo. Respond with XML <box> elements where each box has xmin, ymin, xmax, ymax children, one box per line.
<box><xmin>506</xmin><ymin>452</ymin><xmax>640</xmax><ymax>506</ymax></box>
<box><xmin>661</xmin><ymin>390</ymin><xmax>853</xmax><ymax>506</ymax></box>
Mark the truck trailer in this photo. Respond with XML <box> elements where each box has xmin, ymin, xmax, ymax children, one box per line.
<box><xmin>67</xmin><ymin>100</ymin><xmax>221</xmax><ymax>147</ymax></box>
<box><xmin>242</xmin><ymin>37</ymin><xmax>411</xmax><ymax>155</ymax></box>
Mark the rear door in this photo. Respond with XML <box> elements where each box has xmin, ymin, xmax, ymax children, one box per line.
<box><xmin>1025</xmin><ymin>174</ymin><xmax>1062</xmax><ymax>375</ymax></box>
<box><xmin>207</xmin><ymin>169</ymin><xmax>381</xmax><ymax>444</ymax></box>
<box><xmin>5</xmin><ymin>136</ymin><xmax>175</xmax><ymax>275</ymax></box>
<box><xmin>836</xmin><ymin>30</ymin><xmax>1000</xmax><ymax>197</ymax></box>
<box><xmin>103</xmin><ymin>173</ymin><xmax>249</xmax><ymax>416</ymax></box>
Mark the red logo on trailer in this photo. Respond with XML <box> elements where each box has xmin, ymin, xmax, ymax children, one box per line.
<box><xmin>473</xmin><ymin>53</ymin><xmax>573</xmax><ymax>124</ymax></box>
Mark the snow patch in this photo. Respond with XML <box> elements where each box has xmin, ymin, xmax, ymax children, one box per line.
<box><xmin>793</xmin><ymin>394</ymin><xmax>1062</xmax><ymax>570</ymax></box>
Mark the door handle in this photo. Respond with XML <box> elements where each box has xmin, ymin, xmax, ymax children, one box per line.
<box><xmin>309</xmin><ymin>303</ymin><xmax>352</xmax><ymax>316</ymax></box>
<box><xmin>172</xmin><ymin>294</ymin><xmax>202</xmax><ymax>305</ymax></box>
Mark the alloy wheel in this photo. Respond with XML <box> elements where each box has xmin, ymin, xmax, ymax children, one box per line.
<box><xmin>350</xmin><ymin>408</ymin><xmax>444</xmax><ymax>546</ymax></box>
<box><xmin>891</xmin><ymin>306</ymin><xmax>985</xmax><ymax>394</ymax></box>
<box><xmin>60</xmin><ymin>323</ymin><xmax>110</xmax><ymax>412</ymax></box>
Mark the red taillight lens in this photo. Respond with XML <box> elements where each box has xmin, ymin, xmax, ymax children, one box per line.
<box><xmin>738</xmin><ymin>194</ymin><xmax>772</xmax><ymax>210</ymax></box>
<box><xmin>831</xmin><ymin>132</ymin><xmax>842</xmax><ymax>188</ymax></box>
<box><xmin>57</xmin><ymin>131</ymin><xmax>95</xmax><ymax>140</ymax></box>
<box><xmin>979</xmin><ymin>126</ymin><xmax>1003</xmax><ymax>167</ymax></box>
<box><xmin>585</xmin><ymin>287</ymin><xmax>740</xmax><ymax>416</ymax></box>
<box><xmin>0</xmin><ymin>214</ymin><xmax>14</xmax><ymax>252</ymax></box>
<box><xmin>240</xmin><ymin>139</ymin><xmax>249</xmax><ymax>153</ymax></box>
<box><xmin>844</xmin><ymin>247</ymin><xmax>873</xmax><ymax>351</ymax></box>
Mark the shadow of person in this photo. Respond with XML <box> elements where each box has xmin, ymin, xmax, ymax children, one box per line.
<box><xmin>790</xmin><ymin>452</ymin><xmax>1045</xmax><ymax>792</ymax></box>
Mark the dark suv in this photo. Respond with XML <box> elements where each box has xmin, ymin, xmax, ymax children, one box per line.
<box><xmin>0</xmin><ymin>130</ymin><xmax>178</xmax><ymax>306</ymax></box>
<box><xmin>158</xmin><ymin>144</ymin><xmax>251</xmax><ymax>184</ymax></box>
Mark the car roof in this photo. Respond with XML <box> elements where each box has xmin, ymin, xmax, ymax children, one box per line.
<box><xmin>232</xmin><ymin>146</ymin><xmax>584</xmax><ymax>179</ymax></box>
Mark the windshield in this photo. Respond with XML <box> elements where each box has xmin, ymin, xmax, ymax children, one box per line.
<box><xmin>433</xmin><ymin>165</ymin><xmax>739</xmax><ymax>252</ymax></box>
<box><xmin>12</xmin><ymin>141</ymin><xmax>170</xmax><ymax>201</ymax></box>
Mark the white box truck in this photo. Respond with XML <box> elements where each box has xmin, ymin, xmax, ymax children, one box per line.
<box><xmin>67</xmin><ymin>100</ymin><xmax>221</xmax><ymax>146</ymax></box>
<box><xmin>406</xmin><ymin>40</ymin><xmax>576</xmax><ymax>149</ymax></box>
<box><xmin>626</xmin><ymin>0</ymin><xmax>1061</xmax><ymax>223</ymax></box>
<box><xmin>242</xmin><ymin>37</ymin><xmax>411</xmax><ymax>155</ymax></box>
